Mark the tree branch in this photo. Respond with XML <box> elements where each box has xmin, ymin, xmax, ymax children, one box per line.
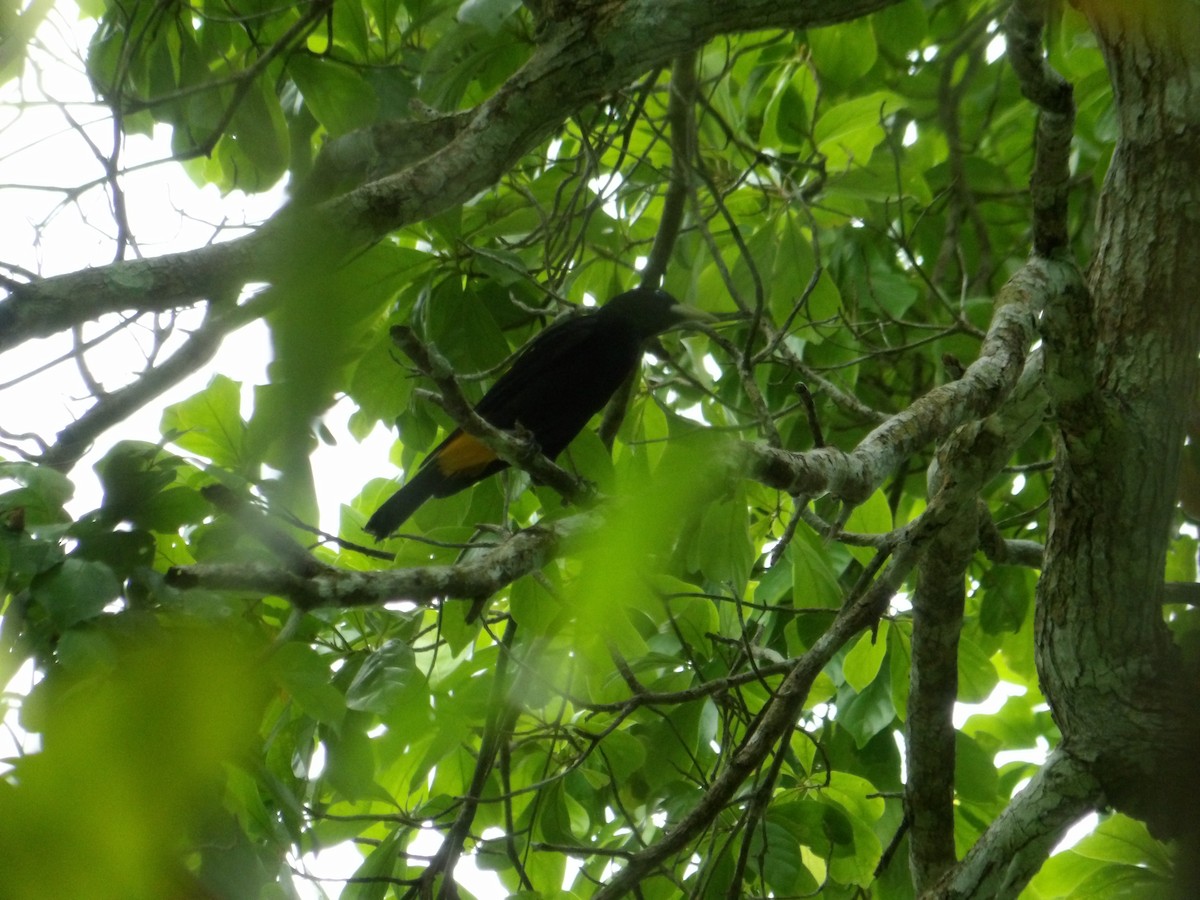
<box><xmin>907</xmin><ymin>500</ymin><xmax>979</xmax><ymax>890</ymax></box>
<box><xmin>906</xmin><ymin>349</ymin><xmax>1048</xmax><ymax>889</ymax></box>
<box><xmin>744</xmin><ymin>259</ymin><xmax>1053</xmax><ymax>507</ymax></box>
<box><xmin>0</xmin><ymin>240</ymin><xmax>258</xmax><ymax>354</ymax></box>
<box><xmin>166</xmin><ymin>511</ymin><xmax>601</xmax><ymax>609</ymax></box>
<box><xmin>1003</xmin><ymin>0</ymin><xmax>1075</xmax><ymax>257</ymax></box>
<box><xmin>926</xmin><ymin>749</ymin><xmax>1102</xmax><ymax>900</ymax></box>
<box><xmin>640</xmin><ymin>50</ymin><xmax>697</xmax><ymax>289</ymax></box>
<box><xmin>36</xmin><ymin>297</ymin><xmax>259</xmax><ymax>471</ymax></box>
<box><xmin>0</xmin><ymin>0</ymin><xmax>905</xmax><ymax>353</ymax></box>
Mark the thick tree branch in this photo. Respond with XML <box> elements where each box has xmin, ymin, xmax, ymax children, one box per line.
<box><xmin>166</xmin><ymin>511</ymin><xmax>601</xmax><ymax>608</ymax></box>
<box><xmin>0</xmin><ymin>0</ymin><xmax>904</xmax><ymax>354</ymax></box>
<box><xmin>0</xmin><ymin>240</ymin><xmax>258</xmax><ymax>354</ymax></box>
<box><xmin>907</xmin><ymin>351</ymin><xmax>1049</xmax><ymax>890</ymax></box>
<box><xmin>907</xmin><ymin>501</ymin><xmax>978</xmax><ymax>889</ymax></box>
<box><xmin>289</xmin><ymin>111</ymin><xmax>473</xmax><ymax>207</ymax></box>
<box><xmin>1035</xmin><ymin>0</ymin><xmax>1200</xmax><ymax>851</ymax></box>
<box><xmin>744</xmin><ymin>259</ymin><xmax>1054</xmax><ymax>506</ymax></box>
<box><xmin>926</xmin><ymin>749</ymin><xmax>1102</xmax><ymax>900</ymax></box>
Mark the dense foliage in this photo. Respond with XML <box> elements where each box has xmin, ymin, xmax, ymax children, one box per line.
<box><xmin>1</xmin><ymin>1</ymin><xmax>1195</xmax><ymax>898</ymax></box>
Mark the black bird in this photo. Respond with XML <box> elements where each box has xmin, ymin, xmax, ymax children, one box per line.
<box><xmin>364</xmin><ymin>287</ymin><xmax>710</xmax><ymax>538</ymax></box>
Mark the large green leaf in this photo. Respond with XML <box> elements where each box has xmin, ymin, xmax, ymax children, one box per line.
<box><xmin>160</xmin><ymin>375</ymin><xmax>248</xmax><ymax>470</ymax></box>
<box><xmin>268</xmin><ymin>643</ymin><xmax>347</xmax><ymax>728</ymax></box>
<box><xmin>808</xmin><ymin>18</ymin><xmax>878</xmax><ymax>86</ymax></box>
<box><xmin>31</xmin><ymin>558</ymin><xmax>121</xmax><ymax>629</ymax></box>
<box><xmin>843</xmin><ymin>622</ymin><xmax>889</xmax><ymax>692</ymax></box>
<box><xmin>815</xmin><ymin>91</ymin><xmax>906</xmax><ymax>171</ymax></box>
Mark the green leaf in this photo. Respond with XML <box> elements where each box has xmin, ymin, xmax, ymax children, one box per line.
<box><xmin>322</xmin><ymin>716</ymin><xmax>383</xmax><ymax>801</ymax></box>
<box><xmin>770</xmin><ymin>214</ymin><xmax>818</xmax><ymax>323</ymax></box>
<box><xmin>979</xmin><ymin>565</ymin><xmax>1031</xmax><ymax>634</ymax></box>
<box><xmin>290</xmin><ymin>55</ymin><xmax>379</xmax><ymax>136</ymax></box>
<box><xmin>808</xmin><ymin>18</ymin><xmax>877</xmax><ymax>85</ymax></box>
<box><xmin>1071</xmin><ymin>814</ymin><xmax>1171</xmax><ymax>875</ymax></box>
<box><xmin>752</xmin><ymin>818</ymin><xmax>813</xmax><ymax>895</ymax></box>
<box><xmin>839</xmin><ymin>672</ymin><xmax>895</xmax><ymax>749</ymax></box>
<box><xmin>0</xmin><ymin>461</ymin><xmax>74</xmax><ymax>521</ymax></box>
<box><xmin>693</xmin><ymin>490</ymin><xmax>755</xmax><ymax>593</ymax></box>
<box><xmin>509</xmin><ymin>574</ymin><xmax>562</xmax><ymax>635</ymax></box>
<box><xmin>1069</xmin><ymin>863</ymin><xmax>1170</xmax><ymax>898</ymax></box>
<box><xmin>863</xmin><ymin>270</ymin><xmax>920</xmax><ymax>318</ymax></box>
<box><xmin>954</xmin><ymin>732</ymin><xmax>999</xmax><ymax>804</ymax></box>
<box><xmin>68</xmin><ymin>524</ymin><xmax>155</xmax><ymax>579</ymax></box>
<box><xmin>160</xmin><ymin>375</ymin><xmax>248</xmax><ymax>469</ymax></box>
<box><xmin>1165</xmin><ymin>532</ymin><xmax>1197</xmax><ymax>585</ymax></box>
<box><xmin>873</xmin><ymin>0</ymin><xmax>928</xmax><ymax>56</ymax></box>
<box><xmin>790</xmin><ymin>536</ymin><xmax>844</xmax><ymax>609</ymax></box>
<box><xmin>331</xmin><ymin>1</ymin><xmax>371</xmax><ymax>57</ymax></box>
<box><xmin>341</xmin><ymin>829</ymin><xmax>403</xmax><ymax>900</ymax></box>
<box><xmin>92</xmin><ymin>441</ymin><xmax>182</xmax><ymax>527</ymax></box>
<box><xmin>843</xmin><ymin>489</ymin><xmax>892</xmax><ymax>565</ymax></box>
<box><xmin>793</xmin><ymin>271</ymin><xmax>843</xmax><ymax>343</ymax></box>
<box><xmin>269</xmin><ymin>643</ymin><xmax>347</xmax><ymax>728</ymax></box>
<box><xmin>814</xmin><ymin>91</ymin><xmax>905</xmax><ymax>170</ymax></box>
<box><xmin>32</xmin><ymin>559</ymin><xmax>121</xmax><ymax>629</ymax></box>
<box><xmin>755</xmin><ymin>554</ymin><xmax>794</xmax><ymax>605</ymax></box>
<box><xmin>823</xmin><ymin>772</ymin><xmax>885</xmax><ymax>883</ymax></box>
<box><xmin>598</xmin><ymin>727</ymin><xmax>646</xmax><ymax>779</ymax></box>
<box><xmin>537</xmin><ymin>781</ymin><xmax>587</xmax><ymax>844</ymax></box>
<box><xmin>345</xmin><ymin>642</ymin><xmax>427</xmax><ymax>715</ymax></box>
<box><xmin>728</xmin><ymin>223</ymin><xmax>775</xmax><ymax>312</ymax></box>
<box><xmin>1029</xmin><ymin>842</ymin><xmax>1107</xmax><ymax>897</ymax></box>
<box><xmin>957</xmin><ymin>634</ymin><xmax>999</xmax><ymax>704</ymax></box>
<box><xmin>761</xmin><ymin>62</ymin><xmax>816</xmax><ymax>149</ymax></box>
<box><xmin>53</xmin><ymin>631</ymin><xmax>116</xmax><ymax>684</ymax></box>
<box><xmin>225</xmin><ymin>73</ymin><xmax>289</xmax><ymax>191</ymax></box>
<box><xmin>562</xmin><ymin>427</ymin><xmax>617</xmax><ymax>495</ymax></box>
<box><xmin>842</xmin><ymin>623</ymin><xmax>888</xmax><ymax>692</ymax></box>
<box><xmin>424</xmin><ymin>278</ymin><xmax>510</xmax><ymax>377</ymax></box>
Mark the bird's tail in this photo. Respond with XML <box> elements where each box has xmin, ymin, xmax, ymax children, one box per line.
<box><xmin>364</xmin><ymin>465</ymin><xmax>443</xmax><ymax>539</ymax></box>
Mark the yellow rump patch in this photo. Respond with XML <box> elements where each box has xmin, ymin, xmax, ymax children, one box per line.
<box><xmin>435</xmin><ymin>433</ymin><xmax>499</xmax><ymax>477</ymax></box>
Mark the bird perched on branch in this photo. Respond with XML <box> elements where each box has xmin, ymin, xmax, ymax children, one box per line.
<box><xmin>364</xmin><ymin>286</ymin><xmax>711</xmax><ymax>538</ymax></box>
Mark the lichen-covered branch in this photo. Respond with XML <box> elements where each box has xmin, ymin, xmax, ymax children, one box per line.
<box><xmin>166</xmin><ymin>512</ymin><xmax>601</xmax><ymax>609</ymax></box>
<box><xmin>906</xmin><ymin>351</ymin><xmax>1049</xmax><ymax>890</ymax></box>
<box><xmin>745</xmin><ymin>259</ymin><xmax>1058</xmax><ymax>507</ymax></box>
<box><xmin>927</xmin><ymin>749</ymin><xmax>1102</xmax><ymax>900</ymax></box>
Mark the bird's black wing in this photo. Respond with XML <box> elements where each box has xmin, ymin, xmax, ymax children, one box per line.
<box><xmin>474</xmin><ymin>312</ymin><xmax>608</xmax><ymax>423</ymax></box>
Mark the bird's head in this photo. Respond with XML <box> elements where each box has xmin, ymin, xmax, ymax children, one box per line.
<box><xmin>601</xmin><ymin>286</ymin><xmax>715</xmax><ymax>339</ymax></box>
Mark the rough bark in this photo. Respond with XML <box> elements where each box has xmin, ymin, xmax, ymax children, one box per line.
<box><xmin>928</xmin><ymin>749</ymin><xmax>1102</xmax><ymax>900</ymax></box>
<box><xmin>1036</xmin><ymin>0</ymin><xmax>1200</xmax><ymax>852</ymax></box>
<box><xmin>908</xmin><ymin>351</ymin><xmax>1050</xmax><ymax>893</ymax></box>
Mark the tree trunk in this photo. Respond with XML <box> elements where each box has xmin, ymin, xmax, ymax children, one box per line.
<box><xmin>1036</xmin><ymin>0</ymin><xmax>1200</xmax><ymax>854</ymax></box>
